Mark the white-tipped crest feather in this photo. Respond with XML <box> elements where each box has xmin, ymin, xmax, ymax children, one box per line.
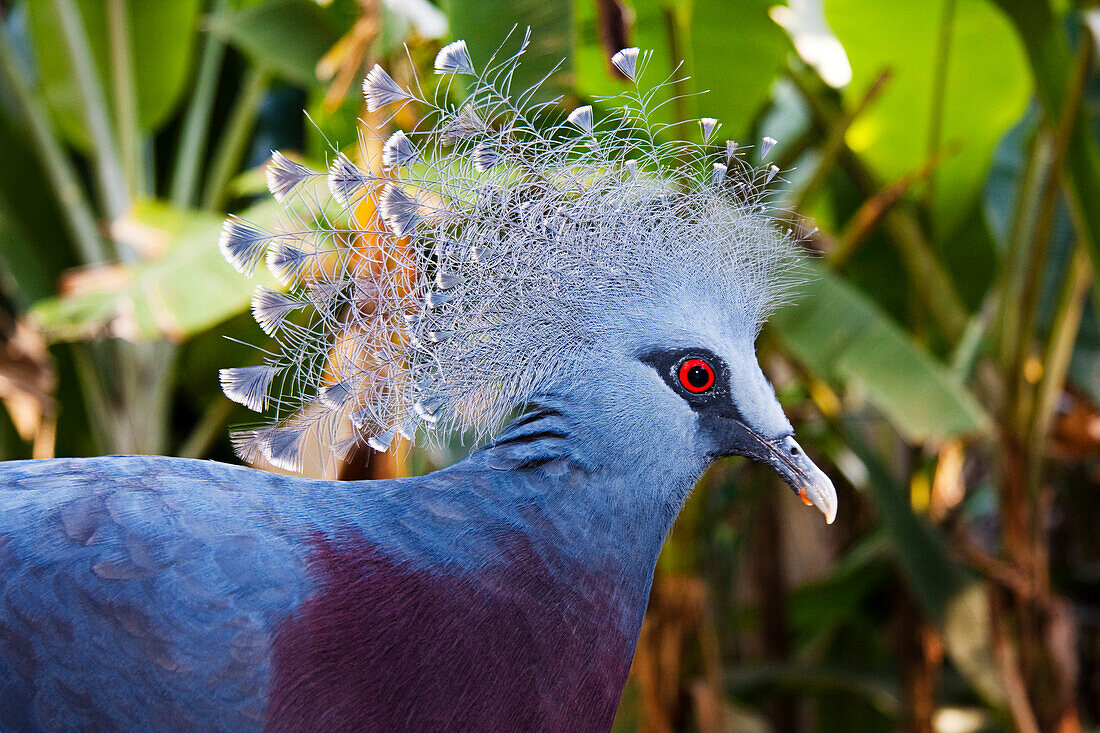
<box><xmin>265</xmin><ymin>152</ymin><xmax>316</xmax><ymax>203</ymax></box>
<box><xmin>379</xmin><ymin>184</ymin><xmax>421</xmax><ymax>236</ymax></box>
<box><xmin>567</xmin><ymin>105</ymin><xmax>593</xmax><ymax>134</ymax></box>
<box><xmin>700</xmin><ymin>117</ymin><xmax>719</xmax><ymax>141</ymax></box>
<box><xmin>435</xmin><ymin>40</ymin><xmax>475</xmax><ymax>75</ymax></box>
<box><xmin>219</xmin><ymin>217</ymin><xmax>270</xmax><ymax>275</ymax></box>
<box><xmin>363</xmin><ymin>64</ymin><xmax>411</xmax><ymax>111</ymax></box>
<box><xmin>472</xmin><ymin>142</ymin><xmax>502</xmax><ymax>172</ymax></box>
<box><xmin>382</xmin><ymin>130</ymin><xmax>420</xmax><ymax>168</ymax></box>
<box><xmin>367</xmin><ymin>429</ymin><xmax>396</xmax><ymax>452</ymax></box>
<box><xmin>251</xmin><ymin>287</ymin><xmax>302</xmax><ymax>335</ymax></box>
<box><xmin>611</xmin><ymin>47</ymin><xmax>639</xmax><ymax>80</ymax></box>
<box><xmin>328</xmin><ymin>152</ymin><xmax>372</xmax><ymax>207</ymax></box>
<box><xmin>259</xmin><ymin>424</ymin><xmax>306</xmax><ymax>472</ymax></box>
<box><xmin>220</xmin><ymin>365</ymin><xmax>280</xmax><ymax>412</ymax></box>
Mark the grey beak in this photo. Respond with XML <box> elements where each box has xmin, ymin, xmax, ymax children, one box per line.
<box><xmin>766</xmin><ymin>435</ymin><xmax>838</xmax><ymax>524</ymax></box>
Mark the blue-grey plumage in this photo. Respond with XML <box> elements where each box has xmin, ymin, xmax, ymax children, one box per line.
<box><xmin>0</xmin><ymin>434</ymin><xmax>655</xmax><ymax>729</ymax></box>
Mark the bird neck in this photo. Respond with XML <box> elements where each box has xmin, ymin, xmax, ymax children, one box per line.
<box><xmin>447</xmin><ymin>404</ymin><xmax>699</xmax><ymax>627</ymax></box>
<box><xmin>470</xmin><ymin>403</ymin><xmax>697</xmax><ymax>563</ymax></box>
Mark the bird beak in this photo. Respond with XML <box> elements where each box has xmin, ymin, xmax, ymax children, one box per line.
<box><xmin>762</xmin><ymin>434</ymin><xmax>837</xmax><ymax>524</ymax></box>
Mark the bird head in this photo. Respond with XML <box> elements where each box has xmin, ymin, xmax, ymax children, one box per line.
<box><xmin>217</xmin><ymin>35</ymin><xmax>837</xmax><ymax>524</ymax></box>
<box><xmin>515</xmin><ymin>198</ymin><xmax>836</xmax><ymax>523</ymax></box>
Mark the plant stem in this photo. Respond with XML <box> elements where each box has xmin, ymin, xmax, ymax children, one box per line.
<box><xmin>996</xmin><ymin>131</ymin><xmax>1049</xmax><ymax>377</ymax></box>
<box><xmin>1028</xmin><ymin>245</ymin><xmax>1090</xmax><ymax>488</ymax></box>
<box><xmin>661</xmin><ymin>6</ymin><xmax>689</xmax><ymax>127</ymax></box>
<box><xmin>170</xmin><ymin>0</ymin><xmax>229</xmax><ymax>208</ymax></box>
<box><xmin>791</xmin><ymin>69</ymin><xmax>891</xmax><ymax>215</ymax></box>
<box><xmin>924</xmin><ymin>0</ymin><xmax>956</xmax><ymax>216</ymax></box>
<box><xmin>178</xmin><ymin>399</ymin><xmax>233</xmax><ymax>459</ymax></box>
<box><xmin>117</xmin><ymin>340</ymin><xmax>176</xmax><ymax>454</ymax></box>
<box><xmin>201</xmin><ymin>66</ymin><xmax>270</xmax><ymax>211</ymax></box>
<box><xmin>54</xmin><ymin>0</ymin><xmax>130</xmax><ymax>227</ymax></box>
<box><xmin>0</xmin><ymin>29</ymin><xmax>108</xmax><ymax>263</ymax></box>
<box><xmin>1009</xmin><ymin>32</ymin><xmax>1091</xmax><ymax>435</ymax></box>
<box><xmin>789</xmin><ymin>64</ymin><xmax>969</xmax><ymax>342</ymax></box>
<box><xmin>70</xmin><ymin>344</ymin><xmax>114</xmax><ymax>454</ymax></box>
<box><xmin>106</xmin><ymin>0</ymin><xmax>145</xmax><ymax>196</ymax></box>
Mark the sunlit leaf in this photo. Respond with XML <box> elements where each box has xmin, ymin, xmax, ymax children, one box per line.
<box><xmin>944</xmin><ymin>581</ymin><xmax>1009</xmax><ymax>707</ymax></box>
<box><xmin>574</xmin><ymin>0</ymin><xmax>678</xmax><ymax>124</ymax></box>
<box><xmin>831</xmin><ymin>421</ymin><xmax>972</xmax><ymax>625</ymax></box>
<box><xmin>207</xmin><ymin>0</ymin><xmax>342</xmax><ymax>86</ymax></box>
<box><xmin>449</xmin><ymin>0</ymin><xmax>574</xmax><ymax>104</ymax></box>
<box><xmin>726</xmin><ymin>663</ymin><xmax>900</xmax><ymax>716</ymax></box>
<box><xmin>0</xmin><ymin>111</ymin><xmax>72</xmax><ymax>307</ymax></box>
<box><xmin>825</xmin><ymin>0</ymin><xmax>1031</xmax><ymax>242</ymax></box>
<box><xmin>689</xmin><ymin>0</ymin><xmax>791</xmax><ymax>140</ymax></box>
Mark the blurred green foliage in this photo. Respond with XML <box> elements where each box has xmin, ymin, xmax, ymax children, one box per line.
<box><xmin>1</xmin><ymin>0</ymin><xmax>1098</xmax><ymax>730</ymax></box>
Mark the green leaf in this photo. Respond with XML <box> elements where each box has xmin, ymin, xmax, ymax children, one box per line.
<box><xmin>772</xmin><ymin>264</ymin><xmax>990</xmax><ymax>442</ymax></box>
<box><xmin>207</xmin><ymin>0</ymin><xmax>342</xmax><ymax>86</ymax></box>
<box><xmin>688</xmin><ymin>0</ymin><xmax>791</xmax><ymax>139</ymax></box>
<box><xmin>789</xmin><ymin>535</ymin><xmax>892</xmax><ymax>640</ymax></box>
<box><xmin>830</xmin><ymin>425</ymin><xmax>1005</xmax><ymax>709</ymax></box>
<box><xmin>989</xmin><ymin>0</ymin><xmax>1100</xmax><ymax>330</ymax></box>
<box><xmin>944</xmin><ymin>581</ymin><xmax>1009</xmax><ymax>708</ymax></box>
<box><xmin>448</xmin><ymin>0</ymin><xmax>574</xmax><ymax>105</ymax></box>
<box><xmin>575</xmin><ymin>0</ymin><xmax>787</xmax><ymax>135</ymax></box>
<box><xmin>24</xmin><ymin>0</ymin><xmax>201</xmax><ymax>147</ymax></box>
<box><xmin>825</xmin><ymin>0</ymin><xmax>1031</xmax><ymax>242</ymax></box>
<box><xmin>30</xmin><ymin>200</ymin><xmax>278</xmax><ymax>343</ymax></box>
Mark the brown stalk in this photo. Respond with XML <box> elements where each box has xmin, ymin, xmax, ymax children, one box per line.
<box><xmin>988</xmin><ymin>587</ymin><xmax>1042</xmax><ymax>733</ymax></box>
<box><xmin>789</xmin><ymin>64</ymin><xmax>969</xmax><ymax>342</ymax></box>
<box><xmin>790</xmin><ymin>69</ymin><xmax>892</xmax><ymax>215</ymax></box>
<box><xmin>896</xmin><ymin>585</ymin><xmax>944</xmax><ymax>733</ymax></box>
<box><xmin>990</xmin><ymin>32</ymin><xmax>1093</xmax><ymax>733</ymax></box>
<box><xmin>832</xmin><ymin>145</ymin><xmax>954</xmax><ymax>270</ymax></box>
<box><xmin>594</xmin><ymin>0</ymin><xmax>632</xmax><ymax>78</ymax></box>
<box><xmin>317</xmin><ymin>0</ymin><xmax>380</xmax><ymax>113</ymax></box>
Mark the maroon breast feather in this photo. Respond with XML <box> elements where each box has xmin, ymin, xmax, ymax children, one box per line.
<box><xmin>267</xmin><ymin>527</ymin><xmax>638</xmax><ymax>732</ymax></box>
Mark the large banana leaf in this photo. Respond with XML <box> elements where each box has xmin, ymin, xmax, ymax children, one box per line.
<box><xmin>0</xmin><ymin>110</ymin><xmax>74</xmax><ymax>307</ymax></box>
<box><xmin>31</xmin><ymin>201</ymin><xmax>278</xmax><ymax>343</ymax></box>
<box><xmin>206</xmin><ymin>0</ymin><xmax>344</xmax><ymax>86</ymax></box>
<box><xmin>771</xmin><ymin>264</ymin><xmax>990</xmax><ymax>442</ymax></box>
<box><xmin>447</xmin><ymin>0</ymin><xmax>574</xmax><ymax>104</ymax></box>
<box><xmin>688</xmin><ymin>0</ymin><xmax>792</xmax><ymax>140</ymax></box>
<box><xmin>990</xmin><ymin>0</ymin><xmax>1100</xmax><ymax>323</ymax></box>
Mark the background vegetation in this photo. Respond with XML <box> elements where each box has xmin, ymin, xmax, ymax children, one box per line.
<box><xmin>1</xmin><ymin>0</ymin><xmax>1098</xmax><ymax>730</ymax></box>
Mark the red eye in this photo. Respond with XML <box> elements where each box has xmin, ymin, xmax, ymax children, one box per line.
<box><xmin>678</xmin><ymin>358</ymin><xmax>715</xmax><ymax>393</ymax></box>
